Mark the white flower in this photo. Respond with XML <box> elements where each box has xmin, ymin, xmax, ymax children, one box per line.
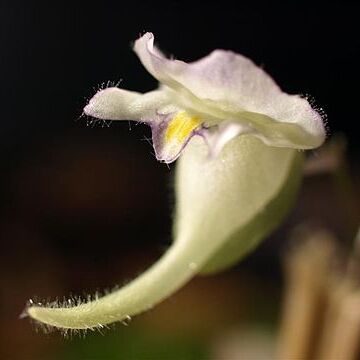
<box><xmin>84</xmin><ymin>32</ymin><xmax>325</xmax><ymax>163</ymax></box>
<box><xmin>26</xmin><ymin>33</ymin><xmax>325</xmax><ymax>330</ymax></box>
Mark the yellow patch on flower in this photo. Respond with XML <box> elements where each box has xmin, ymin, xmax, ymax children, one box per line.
<box><xmin>165</xmin><ymin>111</ymin><xmax>201</xmax><ymax>144</ymax></box>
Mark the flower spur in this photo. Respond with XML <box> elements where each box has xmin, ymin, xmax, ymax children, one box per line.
<box><xmin>26</xmin><ymin>33</ymin><xmax>326</xmax><ymax>330</ymax></box>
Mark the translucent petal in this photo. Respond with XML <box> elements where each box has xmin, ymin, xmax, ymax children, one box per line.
<box><xmin>134</xmin><ymin>33</ymin><xmax>325</xmax><ymax>149</ymax></box>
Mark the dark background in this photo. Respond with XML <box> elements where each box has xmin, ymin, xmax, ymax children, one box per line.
<box><xmin>1</xmin><ymin>1</ymin><xmax>359</xmax><ymax>359</ymax></box>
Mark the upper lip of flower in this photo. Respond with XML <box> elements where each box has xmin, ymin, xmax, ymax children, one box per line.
<box><xmin>84</xmin><ymin>32</ymin><xmax>326</xmax><ymax>164</ymax></box>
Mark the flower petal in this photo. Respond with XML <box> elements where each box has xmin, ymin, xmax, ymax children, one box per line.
<box><xmin>84</xmin><ymin>87</ymin><xmax>171</xmax><ymax>121</ymax></box>
<box><xmin>26</xmin><ymin>132</ymin><xmax>302</xmax><ymax>330</ymax></box>
<box><xmin>134</xmin><ymin>33</ymin><xmax>326</xmax><ymax>149</ymax></box>
<box><xmin>151</xmin><ymin>110</ymin><xmax>202</xmax><ymax>163</ymax></box>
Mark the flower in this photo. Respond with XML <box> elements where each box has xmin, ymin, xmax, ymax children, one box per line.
<box><xmin>26</xmin><ymin>33</ymin><xmax>325</xmax><ymax>330</ymax></box>
<box><xmin>84</xmin><ymin>32</ymin><xmax>325</xmax><ymax>163</ymax></box>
